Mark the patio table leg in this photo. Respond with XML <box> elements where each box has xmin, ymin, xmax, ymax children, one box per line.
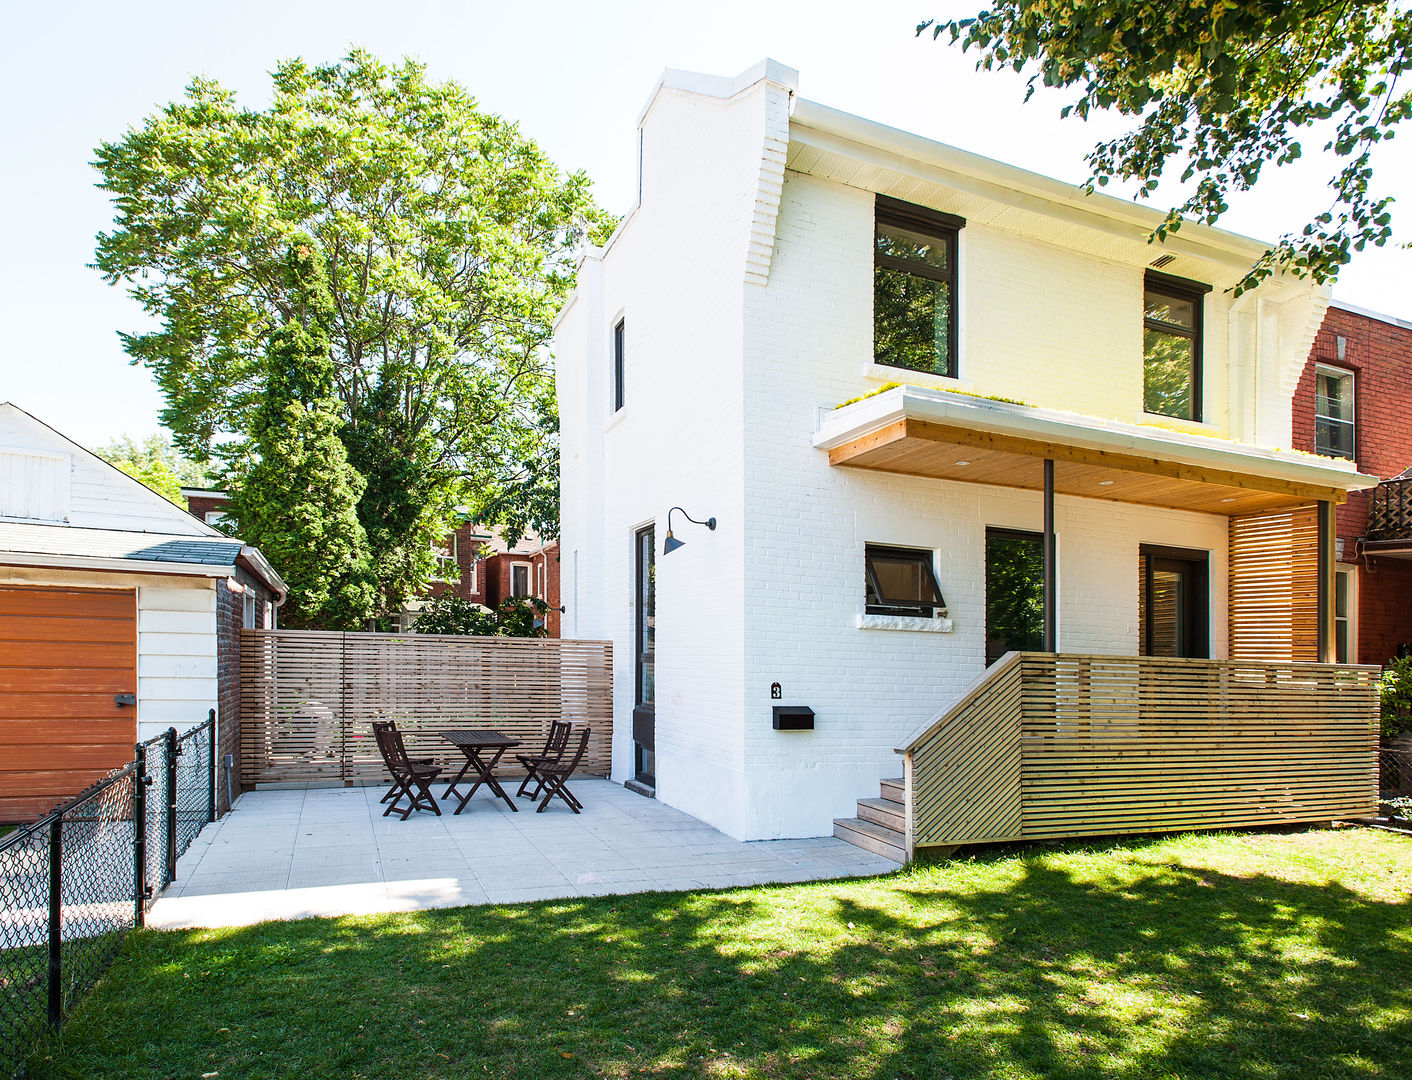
<box><xmin>443</xmin><ymin>758</ymin><xmax>475</xmax><ymax>803</ymax></box>
<box><xmin>453</xmin><ymin>746</ymin><xmax>519</xmax><ymax>814</ymax></box>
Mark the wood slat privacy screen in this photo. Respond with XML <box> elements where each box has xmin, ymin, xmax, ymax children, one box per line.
<box><xmin>904</xmin><ymin>652</ymin><xmax>1377</xmax><ymax>854</ymax></box>
<box><xmin>240</xmin><ymin>630</ymin><xmax>612</xmax><ymax>788</ymax></box>
<box><xmin>1229</xmin><ymin>507</ymin><xmax>1319</xmax><ymax>662</ymax></box>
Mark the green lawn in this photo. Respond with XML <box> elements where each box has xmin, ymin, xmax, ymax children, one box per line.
<box><xmin>28</xmin><ymin>828</ymin><xmax>1412</xmax><ymax>1079</ymax></box>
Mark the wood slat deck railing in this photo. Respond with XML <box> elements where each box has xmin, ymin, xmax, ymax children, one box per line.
<box><xmin>239</xmin><ymin>630</ymin><xmax>612</xmax><ymax>789</ymax></box>
<box><xmin>899</xmin><ymin>652</ymin><xmax>1379</xmax><ymax>856</ymax></box>
<box><xmin>1367</xmin><ymin>475</ymin><xmax>1412</xmax><ymax>540</ymax></box>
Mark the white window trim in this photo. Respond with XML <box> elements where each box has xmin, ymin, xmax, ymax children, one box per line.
<box><xmin>1334</xmin><ymin>563</ymin><xmax>1358</xmax><ymax>664</ymax></box>
<box><xmin>431</xmin><ymin>534</ymin><xmax>458</xmax><ymax>582</ymax></box>
<box><xmin>510</xmin><ymin>561</ymin><xmax>532</xmax><ymax>598</ymax></box>
<box><xmin>1314</xmin><ymin>363</ymin><xmax>1356</xmax><ymax>460</ymax></box>
<box><xmin>242</xmin><ymin>590</ymin><xmax>256</xmax><ymax>629</ymax></box>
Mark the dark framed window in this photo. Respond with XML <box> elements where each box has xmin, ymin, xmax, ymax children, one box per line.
<box><xmin>874</xmin><ymin>195</ymin><xmax>963</xmax><ymax>378</ymax></box>
<box><xmin>985</xmin><ymin>529</ymin><xmax>1045</xmax><ymax>666</ymax></box>
<box><xmin>865</xmin><ymin>544</ymin><xmax>946</xmax><ymax>618</ymax></box>
<box><xmin>612</xmin><ymin>317</ymin><xmax>626</xmax><ymax>412</ymax></box>
<box><xmin>1138</xmin><ymin>544</ymin><xmax>1209</xmax><ymax>659</ymax></box>
<box><xmin>1314</xmin><ymin>365</ymin><xmax>1355</xmax><ymax>459</ymax></box>
<box><xmin>1143</xmin><ymin>271</ymin><xmax>1209</xmax><ymax>421</ymax></box>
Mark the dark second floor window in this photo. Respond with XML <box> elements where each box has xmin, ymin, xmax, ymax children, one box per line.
<box><xmin>1315</xmin><ymin>365</ymin><xmax>1355</xmax><ymax>459</ymax></box>
<box><xmin>612</xmin><ymin>318</ymin><xmax>626</xmax><ymax>412</ymax></box>
<box><xmin>1143</xmin><ymin>272</ymin><xmax>1209</xmax><ymax>421</ymax></box>
<box><xmin>865</xmin><ymin>544</ymin><xmax>947</xmax><ymax>618</ymax></box>
<box><xmin>874</xmin><ymin>196</ymin><xmax>963</xmax><ymax>378</ymax></box>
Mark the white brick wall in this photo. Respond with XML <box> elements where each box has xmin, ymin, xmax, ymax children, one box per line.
<box><xmin>558</xmin><ymin>63</ymin><xmax>1328</xmax><ymax>841</ymax></box>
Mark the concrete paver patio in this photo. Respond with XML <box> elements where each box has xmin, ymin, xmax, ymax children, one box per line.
<box><xmin>149</xmin><ymin>779</ymin><xmax>898</xmax><ymax>928</ymax></box>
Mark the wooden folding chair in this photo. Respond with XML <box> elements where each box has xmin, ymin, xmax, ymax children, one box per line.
<box><xmin>535</xmin><ymin>725</ymin><xmax>591</xmax><ymax>814</ymax></box>
<box><xmin>372</xmin><ymin>720</ymin><xmax>443</xmax><ymax>819</ymax></box>
<box><xmin>515</xmin><ymin>719</ymin><xmax>573</xmax><ymax>801</ymax></box>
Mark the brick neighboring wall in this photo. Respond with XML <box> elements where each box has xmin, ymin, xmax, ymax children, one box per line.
<box><xmin>215</xmin><ymin>567</ymin><xmax>274</xmax><ymax>814</ymax></box>
<box><xmin>427</xmin><ymin>526</ymin><xmax>561</xmax><ymax>637</ymax></box>
<box><xmin>1292</xmin><ymin>304</ymin><xmax>1412</xmax><ymax>664</ymax></box>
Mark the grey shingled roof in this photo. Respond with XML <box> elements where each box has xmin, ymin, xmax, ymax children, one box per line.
<box><xmin>0</xmin><ymin>521</ymin><xmax>244</xmax><ymax>568</ymax></box>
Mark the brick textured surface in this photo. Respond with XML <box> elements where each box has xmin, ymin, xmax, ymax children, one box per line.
<box><xmin>1292</xmin><ymin>305</ymin><xmax>1412</xmax><ymax>663</ymax></box>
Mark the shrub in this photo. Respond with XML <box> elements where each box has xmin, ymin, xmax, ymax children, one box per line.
<box><xmin>1379</xmin><ymin>657</ymin><xmax>1412</xmax><ymax>740</ymax></box>
<box><xmin>412</xmin><ymin>594</ymin><xmax>548</xmax><ymax>638</ymax></box>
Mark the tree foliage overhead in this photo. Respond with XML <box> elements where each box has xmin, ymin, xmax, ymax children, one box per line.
<box><xmin>922</xmin><ymin>2</ymin><xmax>1411</xmax><ymax>292</ymax></box>
<box><xmin>226</xmin><ymin>244</ymin><xmax>378</xmax><ymax>629</ymax></box>
<box><xmin>92</xmin><ymin>51</ymin><xmax>613</xmax><ymax>613</ymax></box>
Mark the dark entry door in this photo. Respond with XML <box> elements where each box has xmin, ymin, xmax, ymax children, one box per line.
<box><xmin>632</xmin><ymin>525</ymin><xmax>655</xmax><ymax>786</ymax></box>
<box><xmin>985</xmin><ymin>528</ymin><xmax>1046</xmax><ymax>666</ymax></box>
<box><xmin>1140</xmin><ymin>547</ymin><xmax>1209</xmax><ymax>658</ymax></box>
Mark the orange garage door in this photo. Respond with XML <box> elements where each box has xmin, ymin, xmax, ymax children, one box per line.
<box><xmin>0</xmin><ymin>585</ymin><xmax>137</xmax><ymax>823</ymax></box>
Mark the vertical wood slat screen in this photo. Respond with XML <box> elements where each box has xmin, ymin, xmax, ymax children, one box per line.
<box><xmin>902</xmin><ymin>653</ymin><xmax>1378</xmax><ymax>854</ymax></box>
<box><xmin>240</xmin><ymin>630</ymin><xmax>612</xmax><ymax>788</ymax></box>
<box><xmin>1229</xmin><ymin>506</ymin><xmax>1319</xmax><ymax>662</ymax></box>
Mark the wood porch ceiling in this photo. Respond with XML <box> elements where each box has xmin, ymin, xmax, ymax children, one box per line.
<box><xmin>827</xmin><ymin>418</ymin><xmax>1349</xmax><ymax>516</ymax></box>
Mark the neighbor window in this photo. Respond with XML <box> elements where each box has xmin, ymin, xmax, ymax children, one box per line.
<box><xmin>1143</xmin><ymin>272</ymin><xmax>1208</xmax><ymax>421</ymax></box>
<box><xmin>1334</xmin><ymin>567</ymin><xmax>1355</xmax><ymax>663</ymax></box>
<box><xmin>431</xmin><ymin>534</ymin><xmax>458</xmax><ymax>582</ymax></box>
<box><xmin>510</xmin><ymin>562</ymin><xmax>531</xmax><ymax>598</ymax></box>
<box><xmin>874</xmin><ymin>196</ymin><xmax>963</xmax><ymax>378</ymax></box>
<box><xmin>1315</xmin><ymin>366</ymin><xmax>1355</xmax><ymax>459</ymax></box>
<box><xmin>612</xmin><ymin>317</ymin><xmax>625</xmax><ymax>412</ymax></box>
<box><xmin>864</xmin><ymin>544</ymin><xmax>947</xmax><ymax>618</ymax></box>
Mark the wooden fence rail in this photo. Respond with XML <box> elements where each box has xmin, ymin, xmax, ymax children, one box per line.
<box><xmin>901</xmin><ymin>652</ymin><xmax>1379</xmax><ymax>855</ymax></box>
<box><xmin>239</xmin><ymin>630</ymin><xmax>613</xmax><ymax>789</ymax></box>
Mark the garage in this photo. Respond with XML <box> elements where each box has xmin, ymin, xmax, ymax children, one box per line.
<box><xmin>0</xmin><ymin>585</ymin><xmax>138</xmax><ymax>821</ymax></box>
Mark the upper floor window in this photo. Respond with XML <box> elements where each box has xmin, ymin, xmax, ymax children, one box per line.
<box><xmin>1143</xmin><ymin>272</ymin><xmax>1209</xmax><ymax>421</ymax></box>
<box><xmin>864</xmin><ymin>544</ymin><xmax>947</xmax><ymax>619</ymax></box>
<box><xmin>874</xmin><ymin>196</ymin><xmax>963</xmax><ymax>378</ymax></box>
<box><xmin>431</xmin><ymin>534</ymin><xmax>458</xmax><ymax>582</ymax></box>
<box><xmin>612</xmin><ymin>318</ymin><xmax>626</xmax><ymax>412</ymax></box>
<box><xmin>1315</xmin><ymin>365</ymin><xmax>1355</xmax><ymax>459</ymax></box>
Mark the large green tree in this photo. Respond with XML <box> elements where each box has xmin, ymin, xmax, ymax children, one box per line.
<box><xmin>227</xmin><ymin>244</ymin><xmax>378</xmax><ymax>629</ymax></box>
<box><xmin>93</xmin><ymin>51</ymin><xmax>612</xmax><ymax>614</ymax></box>
<box><xmin>922</xmin><ymin>2</ymin><xmax>1411</xmax><ymax>292</ymax></box>
<box><xmin>94</xmin><ymin>434</ymin><xmax>208</xmax><ymax>506</ymax></box>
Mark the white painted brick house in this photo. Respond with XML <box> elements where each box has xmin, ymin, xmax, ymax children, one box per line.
<box><xmin>555</xmin><ymin>61</ymin><xmax>1378</xmax><ymax>845</ymax></box>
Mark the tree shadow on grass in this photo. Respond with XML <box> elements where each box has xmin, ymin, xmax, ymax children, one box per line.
<box><xmin>25</xmin><ymin>836</ymin><xmax>1412</xmax><ymax>1080</ymax></box>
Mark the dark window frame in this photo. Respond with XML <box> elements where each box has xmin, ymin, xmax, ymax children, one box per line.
<box><xmin>984</xmin><ymin>527</ymin><xmax>1047</xmax><ymax>666</ymax></box>
<box><xmin>864</xmin><ymin>543</ymin><xmax>947</xmax><ymax>619</ymax></box>
<box><xmin>1138</xmin><ymin>543</ymin><xmax>1210</xmax><ymax>659</ymax></box>
<box><xmin>1313</xmin><ymin>363</ymin><xmax>1356</xmax><ymax>461</ymax></box>
<box><xmin>1143</xmin><ymin>270</ymin><xmax>1210</xmax><ymax>422</ymax></box>
<box><xmin>874</xmin><ymin>195</ymin><xmax>964</xmax><ymax>379</ymax></box>
<box><xmin>612</xmin><ymin>317</ymin><xmax>626</xmax><ymax>413</ymax></box>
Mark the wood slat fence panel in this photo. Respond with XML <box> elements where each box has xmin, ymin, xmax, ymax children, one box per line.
<box><xmin>1229</xmin><ymin>508</ymin><xmax>1319</xmax><ymax>662</ymax></box>
<box><xmin>902</xmin><ymin>652</ymin><xmax>1379</xmax><ymax>855</ymax></box>
<box><xmin>240</xmin><ymin>630</ymin><xmax>612</xmax><ymax>788</ymax></box>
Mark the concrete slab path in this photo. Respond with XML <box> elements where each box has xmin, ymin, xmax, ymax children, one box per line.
<box><xmin>149</xmin><ymin>779</ymin><xmax>898</xmax><ymax>928</ymax></box>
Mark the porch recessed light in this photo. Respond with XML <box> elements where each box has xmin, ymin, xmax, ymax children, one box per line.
<box><xmin>1098</xmin><ymin>480</ymin><xmax>1115</xmax><ymax>486</ymax></box>
<box><xmin>1220</xmin><ymin>497</ymin><xmax>1237</xmax><ymax>503</ymax></box>
<box><xmin>954</xmin><ymin>460</ymin><xmax>971</xmax><ymax>466</ymax></box>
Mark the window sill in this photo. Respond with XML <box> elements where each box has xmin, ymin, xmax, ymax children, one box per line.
<box><xmin>603</xmin><ymin>408</ymin><xmax>628</xmax><ymax>435</ymax></box>
<box><xmin>857</xmin><ymin>612</ymin><xmax>953</xmax><ymax>633</ymax></box>
<box><xmin>1138</xmin><ymin>411</ymin><xmax>1217</xmax><ymax>434</ymax></box>
<box><xmin>858</xmin><ymin>362</ymin><xmax>974</xmax><ymax>392</ymax></box>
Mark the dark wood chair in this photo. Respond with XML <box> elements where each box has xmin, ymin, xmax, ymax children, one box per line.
<box><xmin>372</xmin><ymin>720</ymin><xmax>442</xmax><ymax>819</ymax></box>
<box><xmin>515</xmin><ymin>720</ymin><xmax>573</xmax><ymax>801</ymax></box>
<box><xmin>534</xmin><ymin>725</ymin><xmax>591</xmax><ymax>814</ymax></box>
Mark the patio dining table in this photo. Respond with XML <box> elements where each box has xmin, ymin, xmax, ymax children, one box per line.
<box><xmin>440</xmin><ymin>730</ymin><xmax>522</xmax><ymax>814</ymax></box>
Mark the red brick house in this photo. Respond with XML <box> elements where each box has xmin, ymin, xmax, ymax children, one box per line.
<box><xmin>424</xmin><ymin>525</ymin><xmax>562</xmax><ymax>638</ymax></box>
<box><xmin>1292</xmin><ymin>300</ymin><xmax>1412</xmax><ymax>664</ymax></box>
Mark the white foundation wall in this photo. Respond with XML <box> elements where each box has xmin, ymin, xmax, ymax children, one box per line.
<box><xmin>557</xmin><ymin>67</ymin><xmax>798</xmax><ymax>839</ymax></box>
<box><xmin>739</xmin><ymin>169</ymin><xmax>1233</xmax><ymax>839</ymax></box>
<box><xmin>0</xmin><ymin>567</ymin><xmax>218</xmax><ymax>744</ymax></box>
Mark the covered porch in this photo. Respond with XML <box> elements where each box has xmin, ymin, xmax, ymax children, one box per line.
<box><xmin>817</xmin><ymin>386</ymin><xmax>1383</xmax><ymax>857</ymax></box>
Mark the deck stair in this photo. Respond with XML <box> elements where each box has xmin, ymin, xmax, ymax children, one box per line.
<box><xmin>833</xmin><ymin>777</ymin><xmax>906</xmax><ymax>863</ymax></box>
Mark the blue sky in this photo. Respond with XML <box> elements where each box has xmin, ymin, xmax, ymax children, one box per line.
<box><xmin>2</xmin><ymin>0</ymin><xmax>1407</xmax><ymax>449</ymax></box>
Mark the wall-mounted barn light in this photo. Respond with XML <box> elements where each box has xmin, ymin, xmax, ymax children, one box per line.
<box><xmin>663</xmin><ymin>506</ymin><xmax>716</xmax><ymax>554</ymax></box>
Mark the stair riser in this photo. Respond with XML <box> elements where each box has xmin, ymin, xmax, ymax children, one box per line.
<box><xmin>858</xmin><ymin>802</ymin><xmax>904</xmax><ymax>832</ymax></box>
<box><xmin>833</xmin><ymin>820</ymin><xmax>905</xmax><ymax>863</ymax></box>
<box><xmin>880</xmin><ymin>778</ymin><xmax>905</xmax><ymax>803</ymax></box>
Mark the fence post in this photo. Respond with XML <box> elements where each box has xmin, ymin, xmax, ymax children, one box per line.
<box><xmin>47</xmin><ymin>815</ymin><xmax>63</xmax><ymax>1028</ymax></box>
<box><xmin>208</xmin><ymin>708</ymin><xmax>217</xmax><ymax>823</ymax></box>
<box><xmin>164</xmin><ymin>727</ymin><xmax>178</xmax><ymax>886</ymax></box>
<box><xmin>133</xmin><ymin>742</ymin><xmax>149</xmax><ymax>927</ymax></box>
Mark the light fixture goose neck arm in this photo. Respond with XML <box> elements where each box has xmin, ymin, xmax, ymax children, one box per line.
<box><xmin>663</xmin><ymin>506</ymin><xmax>717</xmax><ymax>555</ymax></box>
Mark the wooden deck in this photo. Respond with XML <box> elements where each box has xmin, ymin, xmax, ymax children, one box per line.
<box><xmin>899</xmin><ymin>652</ymin><xmax>1380</xmax><ymax>857</ymax></box>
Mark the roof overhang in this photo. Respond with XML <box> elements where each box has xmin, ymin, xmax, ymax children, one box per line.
<box><xmin>814</xmin><ymin>386</ymin><xmax>1379</xmax><ymax>516</ymax></box>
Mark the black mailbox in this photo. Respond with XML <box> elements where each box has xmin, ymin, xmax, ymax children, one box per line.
<box><xmin>772</xmin><ymin>706</ymin><xmax>814</xmax><ymax>730</ymax></box>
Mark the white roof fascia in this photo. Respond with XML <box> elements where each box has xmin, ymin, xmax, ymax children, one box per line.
<box><xmin>1329</xmin><ymin>298</ymin><xmax>1412</xmax><ymax>331</ymax></box>
<box><xmin>238</xmin><ymin>545</ymin><xmax>288</xmax><ymax>599</ymax></box>
<box><xmin>813</xmin><ymin>385</ymin><xmax>1380</xmax><ymax>494</ymax></box>
<box><xmin>788</xmin><ymin>99</ymin><xmax>1274</xmax><ymax>271</ymax></box>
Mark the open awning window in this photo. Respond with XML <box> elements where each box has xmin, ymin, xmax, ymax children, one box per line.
<box><xmin>865</xmin><ymin>545</ymin><xmax>947</xmax><ymax>618</ymax></box>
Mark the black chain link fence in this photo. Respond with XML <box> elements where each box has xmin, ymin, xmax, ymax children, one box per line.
<box><xmin>0</xmin><ymin>712</ymin><xmax>215</xmax><ymax>1079</ymax></box>
<box><xmin>1379</xmin><ymin>746</ymin><xmax>1412</xmax><ymax>801</ymax></box>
